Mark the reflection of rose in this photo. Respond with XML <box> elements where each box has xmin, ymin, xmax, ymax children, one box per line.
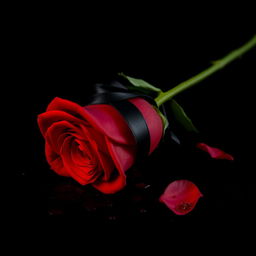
<box><xmin>38</xmin><ymin>97</ymin><xmax>163</xmax><ymax>194</ymax></box>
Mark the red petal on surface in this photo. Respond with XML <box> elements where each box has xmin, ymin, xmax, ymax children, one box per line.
<box><xmin>196</xmin><ymin>142</ymin><xmax>234</xmax><ymax>160</ymax></box>
<box><xmin>45</xmin><ymin>97</ymin><xmax>136</xmax><ymax>145</ymax></box>
<box><xmin>128</xmin><ymin>98</ymin><xmax>163</xmax><ymax>154</ymax></box>
<box><xmin>160</xmin><ymin>180</ymin><xmax>203</xmax><ymax>215</ymax></box>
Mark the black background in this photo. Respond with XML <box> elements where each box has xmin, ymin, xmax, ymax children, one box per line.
<box><xmin>10</xmin><ymin>11</ymin><xmax>256</xmax><ymax>232</ymax></box>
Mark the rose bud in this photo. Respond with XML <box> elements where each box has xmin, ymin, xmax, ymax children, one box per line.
<box><xmin>38</xmin><ymin>97</ymin><xmax>163</xmax><ymax>194</ymax></box>
<box><xmin>159</xmin><ymin>180</ymin><xmax>203</xmax><ymax>215</ymax></box>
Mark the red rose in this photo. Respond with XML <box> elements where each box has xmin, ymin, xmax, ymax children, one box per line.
<box><xmin>38</xmin><ymin>97</ymin><xmax>163</xmax><ymax>194</ymax></box>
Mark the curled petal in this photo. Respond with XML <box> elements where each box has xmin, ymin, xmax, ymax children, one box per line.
<box><xmin>92</xmin><ymin>136</ymin><xmax>131</xmax><ymax>194</ymax></box>
<box><xmin>45</xmin><ymin>120</ymin><xmax>84</xmax><ymax>154</ymax></box>
<box><xmin>60</xmin><ymin>136</ymin><xmax>101</xmax><ymax>185</ymax></box>
<box><xmin>45</xmin><ymin>141</ymin><xmax>70</xmax><ymax>177</ymax></box>
<box><xmin>160</xmin><ymin>180</ymin><xmax>203</xmax><ymax>215</ymax></box>
<box><xmin>196</xmin><ymin>142</ymin><xmax>234</xmax><ymax>160</ymax></box>
<box><xmin>37</xmin><ymin>110</ymin><xmax>86</xmax><ymax>137</ymax></box>
<box><xmin>92</xmin><ymin>173</ymin><xmax>126</xmax><ymax>194</ymax></box>
<box><xmin>80</xmin><ymin>126</ymin><xmax>115</xmax><ymax>181</ymax></box>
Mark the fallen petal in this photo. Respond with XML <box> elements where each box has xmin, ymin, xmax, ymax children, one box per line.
<box><xmin>196</xmin><ymin>142</ymin><xmax>234</xmax><ymax>160</ymax></box>
<box><xmin>160</xmin><ymin>180</ymin><xmax>203</xmax><ymax>215</ymax></box>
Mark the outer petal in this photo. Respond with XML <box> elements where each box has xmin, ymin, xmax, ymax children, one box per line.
<box><xmin>45</xmin><ymin>120</ymin><xmax>84</xmax><ymax>154</ymax></box>
<box><xmin>160</xmin><ymin>180</ymin><xmax>203</xmax><ymax>215</ymax></box>
<box><xmin>128</xmin><ymin>98</ymin><xmax>163</xmax><ymax>154</ymax></box>
<box><xmin>38</xmin><ymin>110</ymin><xmax>86</xmax><ymax>137</ymax></box>
<box><xmin>46</xmin><ymin>97</ymin><xmax>136</xmax><ymax>145</ymax></box>
<box><xmin>92</xmin><ymin>136</ymin><xmax>136</xmax><ymax>194</ymax></box>
<box><xmin>92</xmin><ymin>173</ymin><xmax>126</xmax><ymax>194</ymax></box>
<box><xmin>80</xmin><ymin>126</ymin><xmax>115</xmax><ymax>181</ymax></box>
<box><xmin>196</xmin><ymin>142</ymin><xmax>234</xmax><ymax>160</ymax></box>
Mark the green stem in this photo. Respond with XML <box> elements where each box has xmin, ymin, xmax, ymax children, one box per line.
<box><xmin>155</xmin><ymin>35</ymin><xmax>256</xmax><ymax>106</ymax></box>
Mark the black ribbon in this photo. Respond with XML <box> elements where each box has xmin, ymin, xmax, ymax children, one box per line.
<box><xmin>85</xmin><ymin>81</ymin><xmax>156</xmax><ymax>161</ymax></box>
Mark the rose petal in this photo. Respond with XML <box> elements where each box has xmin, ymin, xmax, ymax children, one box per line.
<box><xmin>60</xmin><ymin>136</ymin><xmax>101</xmax><ymax>185</ymax></box>
<box><xmin>106</xmin><ymin>138</ymin><xmax>136</xmax><ymax>173</ymax></box>
<box><xmin>45</xmin><ymin>120</ymin><xmax>84</xmax><ymax>154</ymax></box>
<box><xmin>128</xmin><ymin>98</ymin><xmax>163</xmax><ymax>154</ymax></box>
<box><xmin>80</xmin><ymin>126</ymin><xmax>115</xmax><ymax>181</ymax></box>
<box><xmin>160</xmin><ymin>180</ymin><xmax>203</xmax><ymax>215</ymax></box>
<box><xmin>70</xmin><ymin>140</ymin><xmax>92</xmax><ymax>166</ymax></box>
<box><xmin>45</xmin><ymin>141</ymin><xmax>70</xmax><ymax>176</ymax></box>
<box><xmin>46</xmin><ymin>97</ymin><xmax>136</xmax><ymax>145</ymax></box>
<box><xmin>92</xmin><ymin>136</ymin><xmax>133</xmax><ymax>194</ymax></box>
<box><xmin>38</xmin><ymin>110</ymin><xmax>87</xmax><ymax>137</ymax></box>
<box><xmin>196</xmin><ymin>142</ymin><xmax>234</xmax><ymax>160</ymax></box>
